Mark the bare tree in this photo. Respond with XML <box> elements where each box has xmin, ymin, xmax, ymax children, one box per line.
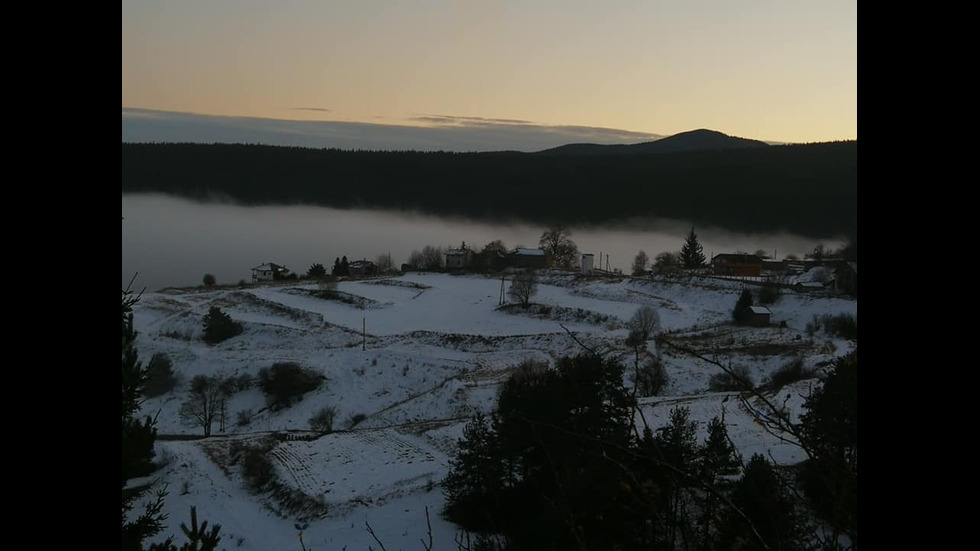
<box><xmin>179</xmin><ymin>375</ymin><xmax>226</xmax><ymax>436</ymax></box>
<box><xmin>421</xmin><ymin>245</ymin><xmax>444</xmax><ymax>269</ymax></box>
<box><xmin>631</xmin><ymin>250</ymin><xmax>650</xmax><ymax>276</ymax></box>
<box><xmin>508</xmin><ymin>270</ymin><xmax>538</xmax><ymax>307</ymax></box>
<box><xmin>628</xmin><ymin>305</ymin><xmax>661</xmax><ymax>341</ymax></box>
<box><xmin>539</xmin><ymin>225</ymin><xmax>579</xmax><ymax>269</ymax></box>
<box><xmin>375</xmin><ymin>252</ymin><xmax>395</xmax><ymax>274</ymax></box>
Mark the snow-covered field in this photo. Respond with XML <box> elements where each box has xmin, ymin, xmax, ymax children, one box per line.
<box><xmin>130</xmin><ymin>271</ymin><xmax>856</xmax><ymax>550</ymax></box>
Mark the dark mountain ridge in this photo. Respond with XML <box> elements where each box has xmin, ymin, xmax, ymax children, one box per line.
<box><xmin>537</xmin><ymin>128</ymin><xmax>770</xmax><ymax>155</ymax></box>
<box><xmin>121</xmin><ymin>133</ymin><xmax>856</xmax><ymax>238</ymax></box>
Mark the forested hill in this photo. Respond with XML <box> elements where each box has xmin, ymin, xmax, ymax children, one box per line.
<box><xmin>537</xmin><ymin>128</ymin><xmax>770</xmax><ymax>156</ymax></box>
<box><xmin>121</xmin><ymin>140</ymin><xmax>856</xmax><ymax>238</ymax></box>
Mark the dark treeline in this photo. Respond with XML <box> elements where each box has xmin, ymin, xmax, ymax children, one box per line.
<box><xmin>121</xmin><ymin>141</ymin><xmax>856</xmax><ymax>237</ymax></box>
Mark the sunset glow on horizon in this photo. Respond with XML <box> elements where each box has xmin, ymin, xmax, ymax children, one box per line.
<box><xmin>122</xmin><ymin>1</ymin><xmax>856</xmax><ymax>145</ymax></box>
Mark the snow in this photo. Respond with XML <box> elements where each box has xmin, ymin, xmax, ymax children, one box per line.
<box><xmin>129</xmin><ymin>271</ymin><xmax>856</xmax><ymax>549</ymax></box>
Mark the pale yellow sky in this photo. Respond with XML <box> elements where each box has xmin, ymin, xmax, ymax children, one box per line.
<box><xmin>121</xmin><ymin>1</ymin><xmax>856</xmax><ymax>144</ymax></box>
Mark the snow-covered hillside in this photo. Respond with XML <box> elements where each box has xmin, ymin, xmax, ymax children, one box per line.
<box><xmin>129</xmin><ymin>272</ymin><xmax>856</xmax><ymax>550</ymax></box>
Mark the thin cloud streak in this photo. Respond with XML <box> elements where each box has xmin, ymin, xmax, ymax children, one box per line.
<box><xmin>121</xmin><ymin>108</ymin><xmax>664</xmax><ymax>152</ymax></box>
<box><xmin>292</xmin><ymin>107</ymin><xmax>332</xmax><ymax>112</ymax></box>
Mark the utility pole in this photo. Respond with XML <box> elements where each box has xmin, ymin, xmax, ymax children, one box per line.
<box><xmin>362</xmin><ymin>317</ymin><xmax>366</xmax><ymax>350</ymax></box>
<box><xmin>499</xmin><ymin>275</ymin><xmax>506</xmax><ymax>305</ymax></box>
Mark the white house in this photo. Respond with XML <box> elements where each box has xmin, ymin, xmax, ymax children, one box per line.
<box><xmin>251</xmin><ymin>262</ymin><xmax>291</xmax><ymax>283</ymax></box>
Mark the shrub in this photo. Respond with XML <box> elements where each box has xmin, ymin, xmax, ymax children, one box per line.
<box><xmin>257</xmin><ymin>362</ymin><xmax>324</xmax><ymax>410</ymax></box>
<box><xmin>758</xmin><ymin>281</ymin><xmax>780</xmax><ymax>305</ymax></box>
<box><xmin>733</xmin><ymin>290</ymin><xmax>754</xmax><ymax>324</ymax></box>
<box><xmin>144</xmin><ymin>352</ymin><xmax>179</xmax><ymax>397</ymax></box>
<box><xmin>632</xmin><ymin>356</ymin><xmax>669</xmax><ymax>397</ymax></box>
<box><xmin>202</xmin><ymin>306</ymin><xmax>244</xmax><ymax>344</ymax></box>
<box><xmin>346</xmin><ymin>413</ymin><xmax>367</xmax><ymax>428</ymax></box>
<box><xmin>824</xmin><ymin>313</ymin><xmax>857</xmax><ymax>340</ymax></box>
<box><xmin>203</xmin><ymin>273</ymin><xmax>216</xmax><ymax>286</ymax></box>
<box><xmin>767</xmin><ymin>357</ymin><xmax>811</xmax><ymax>389</ymax></box>
<box><xmin>236</xmin><ymin>409</ymin><xmax>255</xmax><ymax>428</ymax></box>
<box><xmin>805</xmin><ymin>313</ymin><xmax>857</xmax><ymax>340</ymax></box>
<box><xmin>708</xmin><ymin>364</ymin><xmax>755</xmax><ymax>391</ymax></box>
<box><xmin>228</xmin><ymin>373</ymin><xmax>255</xmax><ymax>392</ymax></box>
<box><xmin>309</xmin><ymin>405</ymin><xmax>338</xmax><ymax>432</ymax></box>
<box><xmin>241</xmin><ymin>447</ymin><xmax>275</xmax><ymax>492</ymax></box>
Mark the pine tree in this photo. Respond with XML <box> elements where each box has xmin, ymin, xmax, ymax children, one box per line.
<box><xmin>718</xmin><ymin>454</ymin><xmax>809</xmax><ymax>551</ymax></box>
<box><xmin>680</xmin><ymin>227</ymin><xmax>706</xmax><ymax>269</ymax></box>
<box><xmin>733</xmin><ymin>289</ymin><xmax>754</xmax><ymax>323</ymax></box>
<box><xmin>202</xmin><ymin>306</ymin><xmax>243</xmax><ymax>344</ymax></box>
<box><xmin>122</xmin><ymin>287</ymin><xmax>167</xmax><ymax>550</ymax></box>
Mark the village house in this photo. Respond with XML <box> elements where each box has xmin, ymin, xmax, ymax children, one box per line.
<box><xmin>251</xmin><ymin>262</ymin><xmax>292</xmax><ymax>283</ymax></box>
<box><xmin>711</xmin><ymin>253</ymin><xmax>763</xmax><ymax>277</ymax></box>
<box><xmin>348</xmin><ymin>259</ymin><xmax>377</xmax><ymax>276</ymax></box>
<box><xmin>508</xmin><ymin>248</ymin><xmax>549</xmax><ymax>269</ymax></box>
<box><xmin>746</xmin><ymin>305</ymin><xmax>772</xmax><ymax>327</ymax></box>
<box><xmin>444</xmin><ymin>242</ymin><xmax>475</xmax><ymax>270</ymax></box>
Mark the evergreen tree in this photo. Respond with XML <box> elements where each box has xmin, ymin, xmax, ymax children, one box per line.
<box><xmin>733</xmin><ymin>289</ymin><xmax>754</xmax><ymax>324</ymax></box>
<box><xmin>202</xmin><ymin>306</ymin><xmax>243</xmax><ymax>344</ymax></box>
<box><xmin>798</xmin><ymin>351</ymin><xmax>857</xmax><ymax>545</ymax></box>
<box><xmin>332</xmin><ymin>257</ymin><xmax>341</xmax><ymax>276</ymax></box>
<box><xmin>696</xmin><ymin>416</ymin><xmax>741</xmax><ymax>546</ymax></box>
<box><xmin>307</xmin><ymin>263</ymin><xmax>326</xmax><ymax>278</ymax></box>
<box><xmin>680</xmin><ymin>227</ymin><xmax>706</xmax><ymax>269</ymax></box>
<box><xmin>718</xmin><ymin>454</ymin><xmax>809</xmax><ymax>551</ymax></box>
<box><xmin>122</xmin><ymin>287</ymin><xmax>167</xmax><ymax>550</ymax></box>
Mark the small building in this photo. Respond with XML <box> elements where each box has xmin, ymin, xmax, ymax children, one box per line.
<box><xmin>581</xmin><ymin>253</ymin><xmax>595</xmax><ymax>274</ymax></box>
<box><xmin>251</xmin><ymin>262</ymin><xmax>291</xmax><ymax>283</ymax></box>
<box><xmin>746</xmin><ymin>305</ymin><xmax>771</xmax><ymax>327</ymax></box>
<box><xmin>445</xmin><ymin>242</ymin><xmax>475</xmax><ymax>270</ymax></box>
<box><xmin>348</xmin><ymin>259</ymin><xmax>376</xmax><ymax>276</ymax></box>
<box><xmin>835</xmin><ymin>262</ymin><xmax>857</xmax><ymax>296</ymax></box>
<box><xmin>508</xmin><ymin>248</ymin><xmax>549</xmax><ymax>269</ymax></box>
<box><xmin>711</xmin><ymin>253</ymin><xmax>763</xmax><ymax>277</ymax></box>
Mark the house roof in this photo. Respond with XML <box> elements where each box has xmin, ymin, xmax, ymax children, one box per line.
<box><xmin>252</xmin><ymin>263</ymin><xmax>285</xmax><ymax>271</ymax></box>
<box><xmin>712</xmin><ymin>253</ymin><xmax>763</xmax><ymax>263</ymax></box>
<box><xmin>749</xmin><ymin>306</ymin><xmax>771</xmax><ymax>315</ymax></box>
<box><xmin>512</xmin><ymin>248</ymin><xmax>546</xmax><ymax>256</ymax></box>
<box><xmin>445</xmin><ymin>248</ymin><xmax>471</xmax><ymax>256</ymax></box>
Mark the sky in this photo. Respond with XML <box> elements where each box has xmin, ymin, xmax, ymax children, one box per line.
<box><xmin>122</xmin><ymin>1</ymin><xmax>856</xmax><ymax>150</ymax></box>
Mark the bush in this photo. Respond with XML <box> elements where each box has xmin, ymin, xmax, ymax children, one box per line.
<box><xmin>236</xmin><ymin>409</ymin><xmax>256</xmax><ymax>428</ymax></box>
<box><xmin>733</xmin><ymin>290</ymin><xmax>754</xmax><ymax>324</ymax></box>
<box><xmin>202</xmin><ymin>306</ymin><xmax>244</xmax><ymax>344</ymax></box>
<box><xmin>228</xmin><ymin>373</ymin><xmax>255</xmax><ymax>392</ymax></box>
<box><xmin>257</xmin><ymin>362</ymin><xmax>324</xmax><ymax>410</ymax></box>
<box><xmin>309</xmin><ymin>405</ymin><xmax>338</xmax><ymax>432</ymax></box>
<box><xmin>758</xmin><ymin>281</ymin><xmax>780</xmax><ymax>305</ymax></box>
<box><xmin>346</xmin><ymin>413</ymin><xmax>367</xmax><ymax>428</ymax></box>
<box><xmin>708</xmin><ymin>364</ymin><xmax>755</xmax><ymax>391</ymax></box>
<box><xmin>632</xmin><ymin>356</ymin><xmax>669</xmax><ymax>397</ymax></box>
<box><xmin>806</xmin><ymin>313</ymin><xmax>858</xmax><ymax>340</ymax></box>
<box><xmin>203</xmin><ymin>273</ymin><xmax>216</xmax><ymax>286</ymax></box>
<box><xmin>824</xmin><ymin>313</ymin><xmax>858</xmax><ymax>340</ymax></box>
<box><xmin>766</xmin><ymin>357</ymin><xmax>811</xmax><ymax>389</ymax></box>
<box><xmin>144</xmin><ymin>352</ymin><xmax>179</xmax><ymax>397</ymax></box>
<box><xmin>241</xmin><ymin>447</ymin><xmax>275</xmax><ymax>492</ymax></box>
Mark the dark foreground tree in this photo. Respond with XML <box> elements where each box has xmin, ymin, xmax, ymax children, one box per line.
<box><xmin>122</xmin><ymin>285</ymin><xmax>166</xmax><ymax>550</ymax></box>
<box><xmin>718</xmin><ymin>454</ymin><xmax>810</xmax><ymax>551</ymax></box>
<box><xmin>681</xmin><ymin>227</ymin><xmax>706</xmax><ymax>269</ymax></box>
<box><xmin>798</xmin><ymin>351</ymin><xmax>858</xmax><ymax>546</ymax></box>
